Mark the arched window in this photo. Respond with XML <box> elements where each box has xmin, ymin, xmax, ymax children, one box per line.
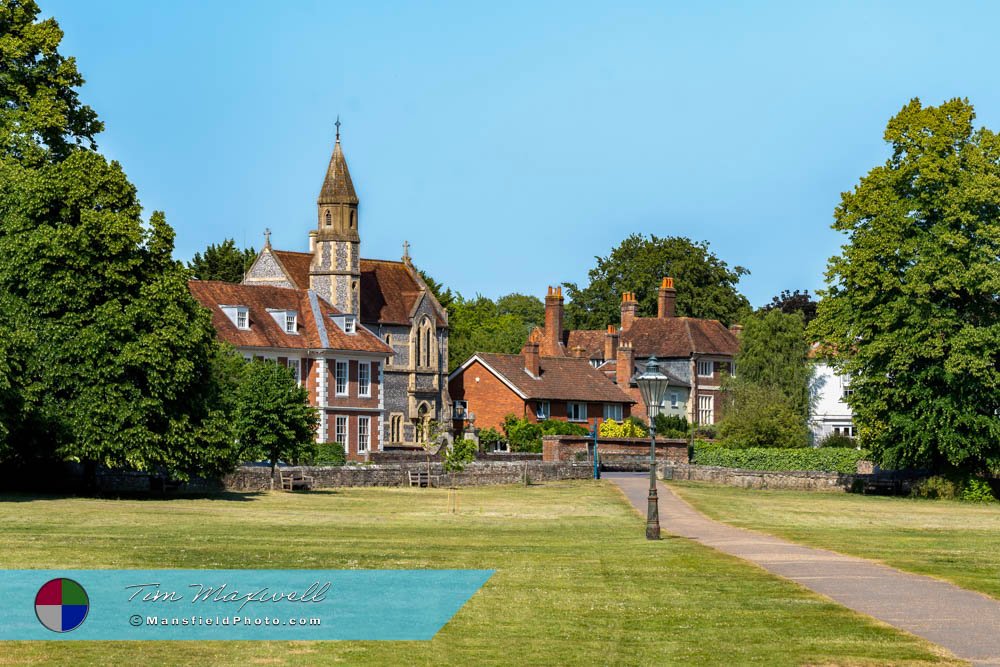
<box><xmin>424</xmin><ymin>328</ymin><xmax>432</xmax><ymax>367</ymax></box>
<box><xmin>325</xmin><ymin>210</ymin><xmax>332</xmax><ymax>226</ymax></box>
<box><xmin>414</xmin><ymin>329</ymin><xmax>421</xmax><ymax>368</ymax></box>
<box><xmin>350</xmin><ymin>210</ymin><xmax>356</xmax><ymax>228</ymax></box>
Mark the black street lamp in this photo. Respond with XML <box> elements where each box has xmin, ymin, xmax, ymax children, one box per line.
<box><xmin>635</xmin><ymin>356</ymin><xmax>671</xmax><ymax>540</ymax></box>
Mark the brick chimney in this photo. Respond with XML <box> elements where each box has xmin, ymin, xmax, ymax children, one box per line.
<box><xmin>616</xmin><ymin>341</ymin><xmax>634</xmax><ymax>386</ymax></box>
<box><xmin>522</xmin><ymin>340</ymin><xmax>540</xmax><ymax>377</ymax></box>
<box><xmin>604</xmin><ymin>325</ymin><xmax>619</xmax><ymax>362</ymax></box>
<box><xmin>658</xmin><ymin>277</ymin><xmax>676</xmax><ymax>319</ymax></box>
<box><xmin>543</xmin><ymin>286</ymin><xmax>564</xmax><ymax>356</ymax></box>
<box><xmin>620</xmin><ymin>292</ymin><xmax>638</xmax><ymax>332</ymax></box>
<box><xmin>570</xmin><ymin>345</ymin><xmax>586</xmax><ymax>358</ymax></box>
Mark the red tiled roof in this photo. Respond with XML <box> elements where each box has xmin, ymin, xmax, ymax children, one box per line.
<box><xmin>474</xmin><ymin>353</ymin><xmax>635</xmax><ymax>403</ymax></box>
<box><xmin>188</xmin><ymin>280</ymin><xmax>391</xmax><ymax>354</ymax></box>
<box><xmin>619</xmin><ymin>317</ymin><xmax>738</xmax><ymax>358</ymax></box>
<box><xmin>270</xmin><ymin>250</ymin><xmax>440</xmax><ymax>327</ymax></box>
<box><xmin>565</xmin><ymin>329</ymin><xmax>605</xmax><ymax>359</ymax></box>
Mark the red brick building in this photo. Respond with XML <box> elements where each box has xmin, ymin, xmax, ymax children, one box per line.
<box><xmin>533</xmin><ymin>279</ymin><xmax>740</xmax><ymax>425</ymax></box>
<box><xmin>448</xmin><ymin>343</ymin><xmax>635</xmax><ymax>433</ymax></box>
<box><xmin>189</xmin><ymin>280</ymin><xmax>392</xmax><ymax>461</ymax></box>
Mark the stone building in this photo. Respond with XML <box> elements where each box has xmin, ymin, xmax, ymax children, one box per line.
<box><xmin>243</xmin><ymin>127</ymin><xmax>451</xmax><ymax>446</ymax></box>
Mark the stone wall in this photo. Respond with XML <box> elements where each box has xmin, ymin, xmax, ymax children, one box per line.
<box><xmin>543</xmin><ymin>435</ymin><xmax>688</xmax><ymax>465</ymax></box>
<box><xmin>662</xmin><ymin>463</ymin><xmax>858</xmax><ymax>492</ymax></box>
<box><xmin>223</xmin><ymin>461</ymin><xmax>591</xmax><ymax>492</ymax></box>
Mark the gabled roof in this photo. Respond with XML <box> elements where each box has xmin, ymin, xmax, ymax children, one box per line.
<box><xmin>270</xmin><ymin>250</ymin><xmax>445</xmax><ymax>327</ymax></box>
<box><xmin>565</xmin><ymin>329</ymin><xmax>605</xmax><ymax>359</ymax></box>
<box><xmin>459</xmin><ymin>353</ymin><xmax>635</xmax><ymax>404</ymax></box>
<box><xmin>318</xmin><ymin>139</ymin><xmax>358</xmax><ymax>205</ymax></box>
<box><xmin>188</xmin><ymin>280</ymin><xmax>391</xmax><ymax>355</ymax></box>
<box><xmin>620</xmin><ymin>317</ymin><xmax>738</xmax><ymax>358</ymax></box>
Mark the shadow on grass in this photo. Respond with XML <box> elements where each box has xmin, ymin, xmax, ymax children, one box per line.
<box><xmin>0</xmin><ymin>491</ymin><xmax>268</xmax><ymax>503</ymax></box>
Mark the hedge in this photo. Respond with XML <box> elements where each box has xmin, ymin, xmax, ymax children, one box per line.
<box><xmin>691</xmin><ymin>442</ymin><xmax>870</xmax><ymax>474</ymax></box>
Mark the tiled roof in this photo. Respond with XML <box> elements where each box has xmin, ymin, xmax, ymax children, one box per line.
<box><xmin>619</xmin><ymin>317</ymin><xmax>738</xmax><ymax>358</ymax></box>
<box><xmin>317</xmin><ymin>140</ymin><xmax>358</xmax><ymax>204</ymax></box>
<box><xmin>600</xmin><ymin>359</ymin><xmax>690</xmax><ymax>388</ymax></box>
<box><xmin>475</xmin><ymin>353</ymin><xmax>635</xmax><ymax>403</ymax></box>
<box><xmin>270</xmin><ymin>251</ymin><xmax>441</xmax><ymax>327</ymax></box>
<box><xmin>188</xmin><ymin>280</ymin><xmax>391</xmax><ymax>354</ymax></box>
<box><xmin>565</xmin><ymin>329</ymin><xmax>605</xmax><ymax>359</ymax></box>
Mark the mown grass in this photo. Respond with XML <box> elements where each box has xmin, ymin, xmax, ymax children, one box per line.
<box><xmin>672</xmin><ymin>481</ymin><xmax>1000</xmax><ymax>601</ymax></box>
<box><xmin>0</xmin><ymin>482</ymin><xmax>961</xmax><ymax>666</ymax></box>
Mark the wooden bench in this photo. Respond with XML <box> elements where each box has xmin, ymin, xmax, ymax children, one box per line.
<box><xmin>408</xmin><ymin>471</ymin><xmax>432</xmax><ymax>487</ymax></box>
<box><xmin>280</xmin><ymin>471</ymin><xmax>314</xmax><ymax>491</ymax></box>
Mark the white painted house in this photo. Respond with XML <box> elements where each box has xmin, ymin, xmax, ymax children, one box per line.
<box><xmin>809</xmin><ymin>361</ymin><xmax>855</xmax><ymax>443</ymax></box>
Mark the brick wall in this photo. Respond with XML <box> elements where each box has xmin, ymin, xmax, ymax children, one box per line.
<box><xmin>448</xmin><ymin>359</ymin><xmax>525</xmax><ymax>431</ymax></box>
<box><xmin>542</xmin><ymin>435</ymin><xmax>688</xmax><ymax>464</ymax></box>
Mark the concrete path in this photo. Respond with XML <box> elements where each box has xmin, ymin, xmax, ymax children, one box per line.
<box><xmin>607</xmin><ymin>472</ymin><xmax>1000</xmax><ymax>666</ymax></box>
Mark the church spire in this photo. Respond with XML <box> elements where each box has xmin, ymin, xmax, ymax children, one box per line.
<box><xmin>318</xmin><ymin>118</ymin><xmax>358</xmax><ymax>205</ymax></box>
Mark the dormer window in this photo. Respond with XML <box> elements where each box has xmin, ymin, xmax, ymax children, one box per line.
<box><xmin>266</xmin><ymin>309</ymin><xmax>298</xmax><ymax>334</ymax></box>
<box><xmin>221</xmin><ymin>305</ymin><xmax>251</xmax><ymax>330</ymax></box>
<box><xmin>331</xmin><ymin>315</ymin><xmax>357</xmax><ymax>334</ymax></box>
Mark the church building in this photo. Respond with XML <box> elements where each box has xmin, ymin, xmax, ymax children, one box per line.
<box><xmin>242</xmin><ymin>125</ymin><xmax>452</xmax><ymax>446</ymax></box>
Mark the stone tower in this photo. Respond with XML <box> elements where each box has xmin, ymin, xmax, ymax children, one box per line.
<box><xmin>310</xmin><ymin>122</ymin><xmax>361</xmax><ymax>314</ymax></box>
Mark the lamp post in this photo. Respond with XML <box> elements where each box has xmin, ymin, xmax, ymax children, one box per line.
<box><xmin>635</xmin><ymin>356</ymin><xmax>670</xmax><ymax>540</ymax></box>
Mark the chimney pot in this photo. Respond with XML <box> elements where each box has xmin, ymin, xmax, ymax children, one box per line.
<box><xmin>658</xmin><ymin>276</ymin><xmax>677</xmax><ymax>319</ymax></box>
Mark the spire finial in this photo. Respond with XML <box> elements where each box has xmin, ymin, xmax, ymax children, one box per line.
<box><xmin>402</xmin><ymin>240</ymin><xmax>410</xmax><ymax>261</ymax></box>
<box><xmin>335</xmin><ymin>115</ymin><xmax>341</xmax><ymax>142</ymax></box>
<box><xmin>263</xmin><ymin>227</ymin><xmax>272</xmax><ymax>248</ymax></box>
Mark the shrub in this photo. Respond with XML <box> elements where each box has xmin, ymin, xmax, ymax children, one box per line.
<box><xmin>305</xmin><ymin>442</ymin><xmax>346</xmax><ymax>466</ymax></box>
<box><xmin>818</xmin><ymin>432</ymin><xmax>856</xmax><ymax>448</ymax></box>
<box><xmin>502</xmin><ymin>415</ymin><xmax>543</xmax><ymax>453</ymax></box>
<box><xmin>444</xmin><ymin>438</ymin><xmax>477</xmax><ymax>472</ymax></box>
<box><xmin>599</xmin><ymin>418</ymin><xmax>646</xmax><ymax>438</ymax></box>
<box><xmin>912</xmin><ymin>475</ymin><xmax>997</xmax><ymax>502</ymax></box>
<box><xmin>691</xmin><ymin>442</ymin><xmax>869</xmax><ymax>474</ymax></box>
<box><xmin>538</xmin><ymin>419</ymin><xmax>590</xmax><ymax>436</ymax></box>
<box><xmin>478</xmin><ymin>427</ymin><xmax>505</xmax><ymax>449</ymax></box>
<box><xmin>655</xmin><ymin>414</ymin><xmax>689</xmax><ymax>438</ymax></box>
<box><xmin>693</xmin><ymin>424</ymin><xmax>718</xmax><ymax>440</ymax></box>
<box><xmin>718</xmin><ymin>383</ymin><xmax>809</xmax><ymax>448</ymax></box>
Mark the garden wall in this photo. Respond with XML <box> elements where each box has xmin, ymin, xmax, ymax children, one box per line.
<box><xmin>662</xmin><ymin>463</ymin><xmax>859</xmax><ymax>492</ymax></box>
<box><xmin>223</xmin><ymin>461</ymin><xmax>591</xmax><ymax>492</ymax></box>
<box><xmin>543</xmin><ymin>435</ymin><xmax>688</xmax><ymax>466</ymax></box>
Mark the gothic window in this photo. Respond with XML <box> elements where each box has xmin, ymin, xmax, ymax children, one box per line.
<box><xmin>389</xmin><ymin>414</ymin><xmax>403</xmax><ymax>443</ymax></box>
<box><xmin>415</xmin><ymin>317</ymin><xmax>435</xmax><ymax>369</ymax></box>
<box><xmin>325</xmin><ymin>210</ymin><xmax>332</xmax><ymax>226</ymax></box>
<box><xmin>350</xmin><ymin>210</ymin><xmax>356</xmax><ymax>228</ymax></box>
<box><xmin>414</xmin><ymin>330</ymin><xmax>421</xmax><ymax>368</ymax></box>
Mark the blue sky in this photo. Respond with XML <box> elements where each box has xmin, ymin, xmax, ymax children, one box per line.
<box><xmin>44</xmin><ymin>1</ymin><xmax>1000</xmax><ymax>307</ymax></box>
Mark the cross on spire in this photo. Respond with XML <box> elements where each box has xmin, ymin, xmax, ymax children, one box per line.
<box><xmin>402</xmin><ymin>240</ymin><xmax>410</xmax><ymax>260</ymax></box>
<box><xmin>335</xmin><ymin>115</ymin><xmax>341</xmax><ymax>142</ymax></box>
<box><xmin>263</xmin><ymin>227</ymin><xmax>271</xmax><ymax>248</ymax></box>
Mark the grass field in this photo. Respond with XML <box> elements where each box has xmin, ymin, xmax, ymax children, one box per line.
<box><xmin>672</xmin><ymin>481</ymin><xmax>1000</xmax><ymax>601</ymax></box>
<box><xmin>0</xmin><ymin>481</ymin><xmax>962</xmax><ymax>666</ymax></box>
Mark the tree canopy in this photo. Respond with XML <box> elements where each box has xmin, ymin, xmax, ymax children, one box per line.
<box><xmin>811</xmin><ymin>98</ymin><xmax>1000</xmax><ymax>472</ymax></box>
<box><xmin>564</xmin><ymin>234</ymin><xmax>750</xmax><ymax>330</ymax></box>
<box><xmin>188</xmin><ymin>239</ymin><xmax>257</xmax><ymax>283</ymax></box>
<box><xmin>762</xmin><ymin>289</ymin><xmax>818</xmax><ymax>325</ymax></box>
<box><xmin>0</xmin><ymin>1</ymin><xmax>245</xmax><ymax>480</ymax></box>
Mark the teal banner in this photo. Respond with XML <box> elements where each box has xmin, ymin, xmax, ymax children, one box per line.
<box><xmin>0</xmin><ymin>569</ymin><xmax>493</xmax><ymax>640</ymax></box>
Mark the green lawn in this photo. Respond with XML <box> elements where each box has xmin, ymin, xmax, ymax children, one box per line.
<box><xmin>0</xmin><ymin>482</ymin><xmax>961</xmax><ymax>666</ymax></box>
<box><xmin>672</xmin><ymin>481</ymin><xmax>1000</xmax><ymax>601</ymax></box>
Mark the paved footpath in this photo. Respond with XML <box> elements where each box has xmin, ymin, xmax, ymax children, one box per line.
<box><xmin>607</xmin><ymin>472</ymin><xmax>1000</xmax><ymax>666</ymax></box>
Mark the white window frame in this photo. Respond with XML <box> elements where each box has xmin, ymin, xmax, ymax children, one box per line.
<box><xmin>335</xmin><ymin>360</ymin><xmax>349</xmax><ymax>396</ymax></box>
<box><xmin>358</xmin><ymin>362</ymin><xmax>371</xmax><ymax>397</ymax></box>
<box><xmin>344</xmin><ymin>317</ymin><xmax>356</xmax><ymax>334</ymax></box>
<box><xmin>670</xmin><ymin>392</ymin><xmax>679</xmax><ymax>409</ymax></box>
<box><xmin>603</xmin><ymin>403</ymin><xmax>622</xmax><ymax>421</ymax></box>
<box><xmin>335</xmin><ymin>416</ymin><xmax>348</xmax><ymax>447</ymax></box>
<box><xmin>236</xmin><ymin>308</ymin><xmax>249</xmax><ymax>330</ymax></box>
<box><xmin>698</xmin><ymin>395</ymin><xmax>714</xmax><ymax>425</ymax></box>
<box><xmin>358</xmin><ymin>416</ymin><xmax>370</xmax><ymax>453</ymax></box>
<box><xmin>567</xmin><ymin>402</ymin><xmax>587</xmax><ymax>422</ymax></box>
<box><xmin>285</xmin><ymin>312</ymin><xmax>297</xmax><ymax>334</ymax></box>
<box><xmin>535</xmin><ymin>401</ymin><xmax>550</xmax><ymax>420</ymax></box>
<box><xmin>697</xmin><ymin>360</ymin><xmax>713</xmax><ymax>377</ymax></box>
<box><xmin>287</xmin><ymin>358</ymin><xmax>302</xmax><ymax>386</ymax></box>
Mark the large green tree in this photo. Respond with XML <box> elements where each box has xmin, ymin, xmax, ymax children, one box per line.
<box><xmin>188</xmin><ymin>239</ymin><xmax>256</xmax><ymax>283</ymax></box>
<box><xmin>233</xmin><ymin>360</ymin><xmax>318</xmax><ymax>476</ymax></box>
<box><xmin>811</xmin><ymin>98</ymin><xmax>1000</xmax><ymax>472</ymax></box>
<box><xmin>564</xmin><ymin>234</ymin><xmax>751</xmax><ymax>329</ymax></box>
<box><xmin>447</xmin><ymin>295</ymin><xmax>527</xmax><ymax>372</ymax></box>
<box><xmin>0</xmin><ymin>1</ymin><xmax>239</xmax><ymax>479</ymax></box>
